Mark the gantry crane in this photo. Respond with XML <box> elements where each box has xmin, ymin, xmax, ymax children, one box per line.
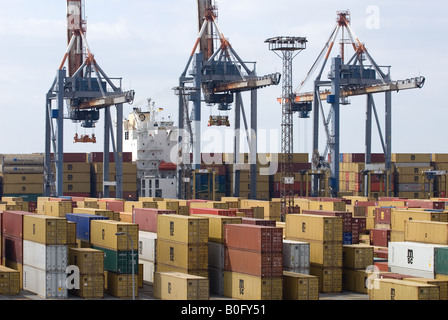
<box><xmin>176</xmin><ymin>0</ymin><xmax>280</xmax><ymax>200</ymax></box>
<box><xmin>44</xmin><ymin>0</ymin><xmax>135</xmax><ymax>198</ymax></box>
<box><xmin>292</xmin><ymin>10</ymin><xmax>425</xmax><ymax>197</ymax></box>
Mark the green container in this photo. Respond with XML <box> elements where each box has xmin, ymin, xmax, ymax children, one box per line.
<box><xmin>436</xmin><ymin>247</ymin><xmax>448</xmax><ymax>275</ymax></box>
<box><xmin>92</xmin><ymin>246</ymin><xmax>138</xmax><ymax>274</ymax></box>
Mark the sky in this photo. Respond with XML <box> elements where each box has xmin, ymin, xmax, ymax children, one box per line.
<box><xmin>0</xmin><ymin>0</ymin><xmax>446</xmax><ymax>158</ymax></box>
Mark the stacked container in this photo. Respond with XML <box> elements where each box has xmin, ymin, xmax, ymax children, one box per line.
<box><xmin>240</xmin><ymin>199</ymin><xmax>282</xmax><ymax>221</ymax></box>
<box><xmin>341</xmin><ymin>244</ymin><xmax>374</xmax><ymax>294</ymax></box>
<box><xmin>73</xmin><ymin>207</ymin><xmax>119</xmax><ymax>221</ymax></box>
<box><xmin>22</xmin><ymin>214</ymin><xmax>68</xmax><ymax>299</ymax></box>
<box><xmin>156</xmin><ymin>214</ymin><xmax>209</xmax><ymax>278</ymax></box>
<box><xmin>133</xmin><ymin>208</ymin><xmax>177</xmax><ymax>233</ymax></box>
<box><xmin>194</xmin><ymin>214</ymin><xmax>242</xmax><ymax>295</ymax></box>
<box><xmin>0</xmin><ymin>265</ymin><xmax>20</xmax><ymax>295</ymax></box>
<box><xmin>286</xmin><ymin>214</ymin><xmax>343</xmax><ymax>293</ymax></box>
<box><xmin>1</xmin><ymin>210</ymin><xmax>36</xmax><ymax>288</ymax></box>
<box><xmin>68</xmin><ymin>248</ymin><xmax>104</xmax><ymax>299</ymax></box>
<box><xmin>282</xmin><ymin>271</ymin><xmax>319</xmax><ymax>300</ymax></box>
<box><xmin>138</xmin><ymin>230</ymin><xmax>157</xmax><ymax>283</ymax></box>
<box><xmin>392</xmin><ymin>153</ymin><xmax>432</xmax><ymax>199</ymax></box>
<box><xmin>90</xmin><ymin>220</ymin><xmax>139</xmax><ymax>298</ymax></box>
<box><xmin>302</xmin><ymin>210</ymin><xmax>352</xmax><ymax>244</ymax></box>
<box><xmin>223</xmin><ymin>224</ymin><xmax>283</xmax><ymax>300</ymax></box>
<box><xmin>282</xmin><ymin>239</ymin><xmax>310</xmax><ymax>274</ymax></box>
<box><xmin>153</xmin><ymin>271</ymin><xmax>209</xmax><ymax>300</ymax></box>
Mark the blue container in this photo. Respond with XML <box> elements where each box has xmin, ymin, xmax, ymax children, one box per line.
<box><xmin>65</xmin><ymin>213</ymin><xmax>109</xmax><ymax>242</ymax></box>
<box><xmin>343</xmin><ymin>232</ymin><xmax>352</xmax><ymax>245</ymax></box>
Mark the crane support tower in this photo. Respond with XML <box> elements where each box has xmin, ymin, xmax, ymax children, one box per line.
<box><xmin>266</xmin><ymin>36</ymin><xmax>307</xmax><ymax>220</ymax></box>
<box><xmin>177</xmin><ymin>0</ymin><xmax>280</xmax><ymax>200</ymax></box>
<box><xmin>44</xmin><ymin>0</ymin><xmax>135</xmax><ymax>198</ymax></box>
<box><xmin>293</xmin><ymin>10</ymin><xmax>425</xmax><ymax>198</ymax></box>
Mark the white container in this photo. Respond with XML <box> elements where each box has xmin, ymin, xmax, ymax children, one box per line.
<box><xmin>140</xmin><ymin>259</ymin><xmax>155</xmax><ymax>283</ymax></box>
<box><xmin>23</xmin><ymin>265</ymin><xmax>68</xmax><ymax>299</ymax></box>
<box><xmin>138</xmin><ymin>231</ymin><xmax>157</xmax><ymax>262</ymax></box>
<box><xmin>208</xmin><ymin>241</ymin><xmax>224</xmax><ymax>269</ymax></box>
<box><xmin>283</xmin><ymin>239</ymin><xmax>310</xmax><ymax>273</ymax></box>
<box><xmin>388</xmin><ymin>241</ymin><xmax>448</xmax><ymax>279</ymax></box>
<box><xmin>23</xmin><ymin>240</ymin><xmax>67</xmax><ymax>272</ymax></box>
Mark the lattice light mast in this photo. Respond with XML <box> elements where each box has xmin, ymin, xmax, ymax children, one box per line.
<box><xmin>266</xmin><ymin>37</ymin><xmax>307</xmax><ymax>220</ymax></box>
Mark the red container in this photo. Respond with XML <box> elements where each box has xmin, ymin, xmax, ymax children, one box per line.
<box><xmin>370</xmin><ymin>229</ymin><xmax>391</xmax><ymax>247</ymax></box>
<box><xmin>224</xmin><ymin>248</ymin><xmax>283</xmax><ymax>277</ymax></box>
<box><xmin>187</xmin><ymin>199</ymin><xmax>208</xmax><ymax>206</ymax></box>
<box><xmin>375</xmin><ymin>248</ymin><xmax>389</xmax><ymax>259</ymax></box>
<box><xmin>89</xmin><ymin>152</ymin><xmax>133</xmax><ymax>163</ymax></box>
<box><xmin>374</xmin><ymin>261</ymin><xmax>389</xmax><ymax>272</ymax></box>
<box><xmin>303</xmin><ymin>210</ymin><xmax>352</xmax><ymax>232</ymax></box>
<box><xmin>379</xmin><ymin>273</ymin><xmax>416</xmax><ymax>280</ymax></box>
<box><xmin>224</xmin><ymin>224</ymin><xmax>283</xmax><ymax>253</ymax></box>
<box><xmin>103</xmin><ymin>200</ymin><xmax>125</xmax><ymax>213</ymax></box>
<box><xmin>189</xmin><ymin>207</ymin><xmax>237</xmax><ymax>217</ymax></box>
<box><xmin>133</xmin><ymin>208</ymin><xmax>176</xmax><ymax>232</ymax></box>
<box><xmin>2</xmin><ymin>234</ymin><xmax>23</xmax><ymax>263</ymax></box>
<box><xmin>2</xmin><ymin>211</ymin><xmax>36</xmax><ymax>238</ymax></box>
<box><xmin>241</xmin><ymin>217</ymin><xmax>276</xmax><ymax>227</ymax></box>
<box><xmin>405</xmin><ymin>199</ymin><xmax>445</xmax><ymax>210</ymax></box>
<box><xmin>352</xmin><ymin>217</ymin><xmax>367</xmax><ymax>233</ymax></box>
<box><xmin>374</xmin><ymin>207</ymin><xmax>392</xmax><ymax>224</ymax></box>
<box><xmin>371</xmin><ymin>153</ymin><xmax>386</xmax><ymax>163</ymax></box>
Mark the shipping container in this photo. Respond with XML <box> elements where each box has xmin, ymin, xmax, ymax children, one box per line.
<box><xmin>157</xmin><ymin>214</ymin><xmax>208</xmax><ymax>245</ymax></box>
<box><xmin>436</xmin><ymin>247</ymin><xmax>448</xmax><ymax>275</ymax></box>
<box><xmin>391</xmin><ymin>209</ymin><xmax>445</xmax><ymax>232</ymax></box>
<box><xmin>2</xmin><ymin>234</ymin><xmax>23</xmax><ymax>264</ymax></box>
<box><xmin>285</xmin><ymin>214</ymin><xmax>343</xmax><ymax>242</ymax></box>
<box><xmin>70</xmin><ymin>274</ymin><xmax>104</xmax><ymax>299</ymax></box>
<box><xmin>22</xmin><ymin>265</ymin><xmax>68</xmax><ymax>299</ymax></box>
<box><xmin>388</xmin><ymin>242</ymin><xmax>448</xmax><ymax>278</ymax></box>
<box><xmin>208</xmin><ymin>241</ymin><xmax>224</xmax><ymax>269</ymax></box>
<box><xmin>370</xmin><ymin>229</ymin><xmax>391</xmax><ymax>247</ymax></box>
<box><xmin>404</xmin><ymin>220</ymin><xmax>448</xmax><ymax>245</ymax></box>
<box><xmin>224</xmin><ymin>247</ymin><xmax>282</xmax><ymax>277</ymax></box>
<box><xmin>282</xmin><ymin>271</ymin><xmax>319</xmax><ymax>300</ymax></box>
<box><xmin>155</xmin><ymin>263</ymin><xmax>208</xmax><ymax>278</ymax></box>
<box><xmin>153</xmin><ymin>271</ymin><xmax>209</xmax><ymax>300</ymax></box>
<box><xmin>133</xmin><ymin>208</ymin><xmax>176</xmax><ymax>233</ymax></box>
<box><xmin>0</xmin><ymin>265</ymin><xmax>20</xmax><ymax>295</ymax></box>
<box><xmin>104</xmin><ymin>271</ymin><xmax>138</xmax><ymax>298</ymax></box>
<box><xmin>342</xmin><ymin>268</ymin><xmax>370</xmax><ymax>294</ymax></box>
<box><xmin>223</xmin><ymin>271</ymin><xmax>282</xmax><ymax>300</ymax></box>
<box><xmin>73</xmin><ymin>207</ymin><xmax>119</xmax><ymax>221</ymax></box>
<box><xmin>403</xmin><ymin>277</ymin><xmax>448</xmax><ymax>300</ymax></box>
<box><xmin>302</xmin><ymin>210</ymin><xmax>352</xmax><ymax>232</ymax></box>
<box><xmin>140</xmin><ymin>259</ymin><xmax>155</xmax><ymax>283</ymax></box>
<box><xmin>65</xmin><ymin>213</ymin><xmax>109</xmax><ymax>242</ymax></box>
<box><xmin>90</xmin><ymin>220</ymin><xmax>138</xmax><ymax>251</ymax></box>
<box><xmin>93</xmin><ymin>246</ymin><xmax>138</xmax><ymax>274</ymax></box>
<box><xmin>224</xmin><ymin>224</ymin><xmax>283</xmax><ymax>253</ymax></box>
<box><xmin>156</xmin><ymin>239</ymin><xmax>208</xmax><ymax>271</ymax></box>
<box><xmin>343</xmin><ymin>244</ymin><xmax>374</xmax><ymax>270</ymax></box>
<box><xmin>241</xmin><ymin>217</ymin><xmax>276</xmax><ymax>226</ymax></box>
<box><xmin>369</xmin><ymin>278</ymin><xmax>439</xmax><ymax>300</ymax></box>
<box><xmin>23</xmin><ymin>240</ymin><xmax>67</xmax><ymax>272</ymax></box>
<box><xmin>2</xmin><ymin>210</ymin><xmax>36</xmax><ymax>238</ymax></box>
<box><xmin>138</xmin><ymin>231</ymin><xmax>157</xmax><ymax>262</ymax></box>
<box><xmin>23</xmin><ymin>215</ymin><xmax>67</xmax><ymax>245</ymax></box>
<box><xmin>310</xmin><ymin>264</ymin><xmax>343</xmax><ymax>293</ymax></box>
<box><xmin>189</xmin><ymin>207</ymin><xmax>237</xmax><ymax>217</ymax></box>
<box><xmin>282</xmin><ymin>239</ymin><xmax>310</xmax><ymax>274</ymax></box>
<box><xmin>68</xmin><ymin>248</ymin><xmax>104</xmax><ymax>275</ymax></box>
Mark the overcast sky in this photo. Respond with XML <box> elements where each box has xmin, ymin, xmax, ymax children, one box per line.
<box><xmin>0</xmin><ymin>0</ymin><xmax>445</xmax><ymax>157</ymax></box>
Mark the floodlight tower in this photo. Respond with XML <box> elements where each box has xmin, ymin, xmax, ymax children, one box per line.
<box><xmin>266</xmin><ymin>36</ymin><xmax>307</xmax><ymax>220</ymax></box>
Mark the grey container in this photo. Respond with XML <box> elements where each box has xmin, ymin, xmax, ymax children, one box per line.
<box><xmin>283</xmin><ymin>239</ymin><xmax>310</xmax><ymax>274</ymax></box>
<box><xmin>208</xmin><ymin>241</ymin><xmax>225</xmax><ymax>269</ymax></box>
<box><xmin>23</xmin><ymin>265</ymin><xmax>68</xmax><ymax>299</ymax></box>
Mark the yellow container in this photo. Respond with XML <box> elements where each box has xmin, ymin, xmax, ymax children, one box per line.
<box><xmin>310</xmin><ymin>264</ymin><xmax>342</xmax><ymax>293</ymax></box>
<box><xmin>394</xmin><ymin>166</ymin><xmax>433</xmax><ymax>175</ymax></box>
<box><xmin>155</xmin><ymin>264</ymin><xmax>209</xmax><ymax>278</ymax></box>
<box><xmin>369</xmin><ymin>279</ymin><xmax>439</xmax><ymax>300</ymax></box>
<box><xmin>76</xmin><ymin>200</ymin><xmax>99</xmax><ymax>209</ymax></box>
<box><xmin>104</xmin><ymin>271</ymin><xmax>138</xmax><ymax>298</ymax></box>
<box><xmin>194</xmin><ymin>214</ymin><xmax>242</xmax><ymax>243</ymax></box>
<box><xmin>308</xmin><ymin>200</ymin><xmax>346</xmax><ymax>212</ymax></box>
<box><xmin>0</xmin><ymin>204</ymin><xmax>21</xmax><ymax>211</ymax></box>
<box><xmin>1</xmin><ymin>174</ymin><xmax>43</xmax><ymax>184</ymax></box>
<box><xmin>157</xmin><ymin>215</ymin><xmax>209</xmax><ymax>245</ymax></box>
<box><xmin>342</xmin><ymin>244</ymin><xmax>374</xmax><ymax>269</ymax></box>
<box><xmin>73</xmin><ymin>207</ymin><xmax>119</xmax><ymax>220</ymax></box>
<box><xmin>391</xmin><ymin>153</ymin><xmax>431</xmax><ymax>163</ymax></box>
<box><xmin>67</xmin><ymin>221</ymin><xmax>77</xmax><ymax>245</ymax></box>
<box><xmin>69</xmin><ymin>248</ymin><xmax>104</xmax><ymax>275</ymax></box>
<box><xmin>153</xmin><ymin>272</ymin><xmax>209</xmax><ymax>300</ymax></box>
<box><xmin>44</xmin><ymin>201</ymin><xmax>73</xmax><ymax>217</ymax></box>
<box><xmin>2</xmin><ymin>184</ymin><xmax>43</xmax><ymax>194</ymax></box>
<box><xmin>404</xmin><ymin>277</ymin><xmax>448</xmax><ymax>300</ymax></box>
<box><xmin>124</xmin><ymin>200</ymin><xmax>158</xmax><ymax>213</ymax></box>
<box><xmin>189</xmin><ymin>201</ymin><xmax>229</xmax><ymax>210</ymax></box>
<box><xmin>0</xmin><ymin>265</ymin><xmax>20</xmax><ymax>295</ymax></box>
<box><xmin>156</xmin><ymin>200</ymin><xmax>180</xmax><ymax>213</ymax></box>
<box><xmin>37</xmin><ymin>197</ymin><xmax>51</xmax><ymax>214</ymax></box>
<box><xmin>156</xmin><ymin>239</ymin><xmax>208</xmax><ymax>270</ymax></box>
<box><xmin>342</xmin><ymin>269</ymin><xmax>370</xmax><ymax>294</ymax></box>
<box><xmin>70</xmin><ymin>274</ymin><xmax>104</xmax><ymax>299</ymax></box>
<box><xmin>223</xmin><ymin>271</ymin><xmax>282</xmax><ymax>300</ymax></box>
<box><xmin>240</xmin><ymin>200</ymin><xmax>281</xmax><ymax>220</ymax></box>
<box><xmin>63</xmin><ymin>172</ymin><xmax>90</xmax><ymax>183</ymax></box>
<box><xmin>391</xmin><ymin>209</ymin><xmax>444</xmax><ymax>232</ymax></box>
<box><xmin>404</xmin><ymin>220</ymin><xmax>448</xmax><ymax>244</ymax></box>
<box><xmin>119</xmin><ymin>212</ymin><xmax>133</xmax><ymax>223</ymax></box>
<box><xmin>23</xmin><ymin>215</ymin><xmax>67</xmax><ymax>245</ymax></box>
<box><xmin>90</xmin><ymin>220</ymin><xmax>138</xmax><ymax>251</ymax></box>
<box><xmin>62</xmin><ymin>162</ymin><xmax>91</xmax><ymax>173</ymax></box>
<box><xmin>282</xmin><ymin>271</ymin><xmax>319</xmax><ymax>300</ymax></box>
<box><xmin>286</xmin><ymin>214</ymin><xmax>343</xmax><ymax>242</ymax></box>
